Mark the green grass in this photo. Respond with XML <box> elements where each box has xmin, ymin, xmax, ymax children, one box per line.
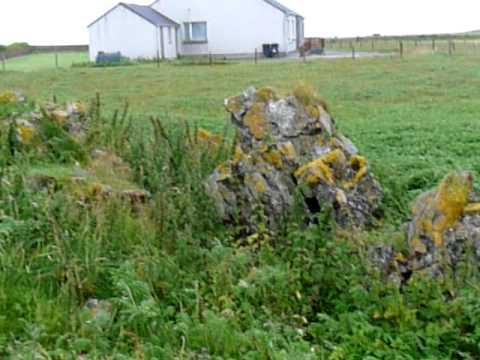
<box><xmin>2</xmin><ymin>54</ymin><xmax>480</xmax><ymax>358</ymax></box>
<box><xmin>3</xmin><ymin>53</ymin><xmax>480</xmax><ymax>204</ymax></box>
<box><xmin>1</xmin><ymin>51</ymin><xmax>88</xmax><ymax>71</ymax></box>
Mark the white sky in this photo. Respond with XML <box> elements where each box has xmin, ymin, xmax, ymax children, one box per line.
<box><xmin>0</xmin><ymin>0</ymin><xmax>479</xmax><ymax>45</ymax></box>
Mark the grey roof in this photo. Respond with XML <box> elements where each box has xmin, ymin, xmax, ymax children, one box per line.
<box><xmin>88</xmin><ymin>3</ymin><xmax>179</xmax><ymax>28</ymax></box>
<box><xmin>121</xmin><ymin>3</ymin><xmax>179</xmax><ymax>27</ymax></box>
<box><xmin>263</xmin><ymin>0</ymin><xmax>302</xmax><ymax>17</ymax></box>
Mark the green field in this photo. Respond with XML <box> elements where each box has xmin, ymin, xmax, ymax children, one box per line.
<box><xmin>2</xmin><ymin>52</ymin><xmax>480</xmax><ymax>358</ymax></box>
<box><xmin>3</xmin><ymin>52</ymin><xmax>480</xmax><ymax>201</ymax></box>
<box><xmin>1</xmin><ymin>51</ymin><xmax>88</xmax><ymax>71</ymax></box>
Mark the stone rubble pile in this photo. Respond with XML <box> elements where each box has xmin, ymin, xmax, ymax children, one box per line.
<box><xmin>12</xmin><ymin>100</ymin><xmax>90</xmax><ymax>147</ymax></box>
<box><xmin>1</xmin><ymin>91</ymin><xmax>149</xmax><ymax>204</ymax></box>
<box><xmin>206</xmin><ymin>86</ymin><xmax>383</xmax><ymax>234</ymax></box>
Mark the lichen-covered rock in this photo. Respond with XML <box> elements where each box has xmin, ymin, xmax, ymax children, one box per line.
<box><xmin>0</xmin><ymin>90</ymin><xmax>25</xmax><ymax>105</ymax></box>
<box><xmin>3</xmin><ymin>96</ymin><xmax>90</xmax><ymax>154</ymax></box>
<box><xmin>373</xmin><ymin>172</ymin><xmax>480</xmax><ymax>283</ymax></box>
<box><xmin>43</xmin><ymin>100</ymin><xmax>90</xmax><ymax>138</ymax></box>
<box><xmin>206</xmin><ymin>86</ymin><xmax>383</xmax><ymax>233</ymax></box>
<box><xmin>406</xmin><ymin>172</ymin><xmax>480</xmax><ymax>272</ymax></box>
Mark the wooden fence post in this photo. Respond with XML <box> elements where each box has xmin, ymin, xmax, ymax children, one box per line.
<box><xmin>156</xmin><ymin>49</ymin><xmax>160</xmax><ymax>67</ymax></box>
<box><xmin>351</xmin><ymin>43</ymin><xmax>355</xmax><ymax>59</ymax></box>
<box><xmin>1</xmin><ymin>55</ymin><xmax>5</xmax><ymax>72</ymax></box>
<box><xmin>432</xmin><ymin>38</ymin><xmax>436</xmax><ymax>52</ymax></box>
<box><xmin>399</xmin><ymin>41</ymin><xmax>404</xmax><ymax>58</ymax></box>
<box><xmin>254</xmin><ymin>48</ymin><xmax>258</xmax><ymax>64</ymax></box>
<box><xmin>209</xmin><ymin>53</ymin><xmax>213</xmax><ymax>65</ymax></box>
<box><xmin>54</xmin><ymin>46</ymin><xmax>59</xmax><ymax>68</ymax></box>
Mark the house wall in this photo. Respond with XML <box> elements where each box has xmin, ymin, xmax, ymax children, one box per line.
<box><xmin>152</xmin><ymin>0</ymin><xmax>298</xmax><ymax>57</ymax></box>
<box><xmin>88</xmin><ymin>5</ymin><xmax>177</xmax><ymax>61</ymax></box>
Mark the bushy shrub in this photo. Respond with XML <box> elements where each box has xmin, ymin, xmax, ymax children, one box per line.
<box><xmin>6</xmin><ymin>42</ymin><xmax>29</xmax><ymax>51</ymax></box>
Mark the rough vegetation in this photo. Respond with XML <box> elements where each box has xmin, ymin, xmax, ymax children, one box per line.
<box><xmin>3</xmin><ymin>85</ymin><xmax>480</xmax><ymax>359</ymax></box>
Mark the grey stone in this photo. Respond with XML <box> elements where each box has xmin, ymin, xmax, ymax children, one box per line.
<box><xmin>206</xmin><ymin>86</ymin><xmax>383</xmax><ymax>234</ymax></box>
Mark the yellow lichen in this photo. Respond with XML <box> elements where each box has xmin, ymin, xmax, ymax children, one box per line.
<box><xmin>262</xmin><ymin>149</ymin><xmax>283</xmax><ymax>169</ymax></box>
<box><xmin>254</xmin><ymin>176</ymin><xmax>267</xmax><ymax>194</ymax></box>
<box><xmin>72</xmin><ymin>101</ymin><xmax>87</xmax><ymax>114</ymax></box>
<box><xmin>464</xmin><ymin>203</ymin><xmax>480</xmax><ymax>214</ymax></box>
<box><xmin>295</xmin><ymin>149</ymin><xmax>347</xmax><ymax>187</ymax></box>
<box><xmin>243</xmin><ymin>102</ymin><xmax>268</xmax><ymax>140</ymax></box>
<box><xmin>0</xmin><ymin>91</ymin><xmax>17</xmax><ymax>105</ymax></box>
<box><xmin>258</xmin><ymin>143</ymin><xmax>269</xmax><ymax>153</ymax></box>
<box><xmin>432</xmin><ymin>172</ymin><xmax>472</xmax><ymax>247</ymax></box>
<box><xmin>216</xmin><ymin>163</ymin><xmax>231</xmax><ymax>181</ymax></box>
<box><xmin>395</xmin><ymin>253</ymin><xmax>407</xmax><ymax>263</ymax></box>
<box><xmin>225</xmin><ymin>96</ymin><xmax>243</xmax><ymax>113</ymax></box>
<box><xmin>197</xmin><ymin>128</ymin><xmax>222</xmax><ymax>149</ymax></box>
<box><xmin>322</xmin><ymin>149</ymin><xmax>347</xmax><ymax>166</ymax></box>
<box><xmin>17</xmin><ymin>126</ymin><xmax>36</xmax><ymax>144</ymax></box>
<box><xmin>292</xmin><ymin>83</ymin><xmax>329</xmax><ymax>112</ymax></box>
<box><xmin>306</xmin><ymin>105</ymin><xmax>320</xmax><ymax>119</ymax></box>
<box><xmin>197</xmin><ymin>128</ymin><xmax>212</xmax><ymax>142</ymax></box>
<box><xmin>233</xmin><ymin>146</ymin><xmax>246</xmax><ymax>165</ymax></box>
<box><xmin>255</xmin><ymin>87</ymin><xmax>277</xmax><ymax>103</ymax></box>
<box><xmin>296</xmin><ymin>159</ymin><xmax>334</xmax><ymax>186</ymax></box>
<box><xmin>245</xmin><ymin>174</ymin><xmax>267</xmax><ymax>195</ymax></box>
<box><xmin>278</xmin><ymin>142</ymin><xmax>296</xmax><ymax>159</ymax></box>
<box><xmin>409</xmin><ymin>172</ymin><xmax>474</xmax><ymax>252</ymax></box>
<box><xmin>344</xmin><ymin>155</ymin><xmax>368</xmax><ymax>189</ymax></box>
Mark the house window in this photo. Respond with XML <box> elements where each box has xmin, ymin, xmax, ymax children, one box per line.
<box><xmin>168</xmin><ymin>27</ymin><xmax>172</xmax><ymax>44</ymax></box>
<box><xmin>184</xmin><ymin>22</ymin><xmax>207</xmax><ymax>42</ymax></box>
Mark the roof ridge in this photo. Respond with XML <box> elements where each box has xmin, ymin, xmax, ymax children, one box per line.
<box><xmin>142</xmin><ymin>4</ymin><xmax>180</xmax><ymax>27</ymax></box>
<box><xmin>99</xmin><ymin>2</ymin><xmax>179</xmax><ymax>28</ymax></box>
<box><xmin>262</xmin><ymin>0</ymin><xmax>302</xmax><ymax>17</ymax></box>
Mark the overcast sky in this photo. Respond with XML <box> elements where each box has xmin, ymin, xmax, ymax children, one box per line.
<box><xmin>0</xmin><ymin>0</ymin><xmax>479</xmax><ymax>45</ymax></box>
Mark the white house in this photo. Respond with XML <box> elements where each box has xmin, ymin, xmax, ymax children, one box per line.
<box><xmin>88</xmin><ymin>0</ymin><xmax>304</xmax><ymax>61</ymax></box>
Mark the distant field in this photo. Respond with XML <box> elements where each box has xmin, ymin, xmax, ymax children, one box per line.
<box><xmin>2</xmin><ymin>53</ymin><xmax>480</xmax><ymax>203</ymax></box>
<box><xmin>1</xmin><ymin>51</ymin><xmax>88</xmax><ymax>71</ymax></box>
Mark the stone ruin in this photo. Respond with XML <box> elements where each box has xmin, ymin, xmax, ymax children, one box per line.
<box><xmin>372</xmin><ymin>171</ymin><xmax>480</xmax><ymax>284</ymax></box>
<box><xmin>2</xmin><ymin>91</ymin><xmax>90</xmax><ymax>149</ymax></box>
<box><xmin>206</xmin><ymin>86</ymin><xmax>383</xmax><ymax>234</ymax></box>
<box><xmin>0</xmin><ymin>90</ymin><xmax>149</xmax><ymax>204</ymax></box>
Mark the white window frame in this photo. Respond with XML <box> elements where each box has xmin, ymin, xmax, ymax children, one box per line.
<box><xmin>184</xmin><ymin>21</ymin><xmax>208</xmax><ymax>43</ymax></box>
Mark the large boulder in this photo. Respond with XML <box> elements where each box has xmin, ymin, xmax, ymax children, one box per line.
<box><xmin>206</xmin><ymin>86</ymin><xmax>383</xmax><ymax>234</ymax></box>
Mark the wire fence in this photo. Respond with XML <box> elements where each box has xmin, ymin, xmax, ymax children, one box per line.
<box><xmin>326</xmin><ymin>36</ymin><xmax>480</xmax><ymax>58</ymax></box>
